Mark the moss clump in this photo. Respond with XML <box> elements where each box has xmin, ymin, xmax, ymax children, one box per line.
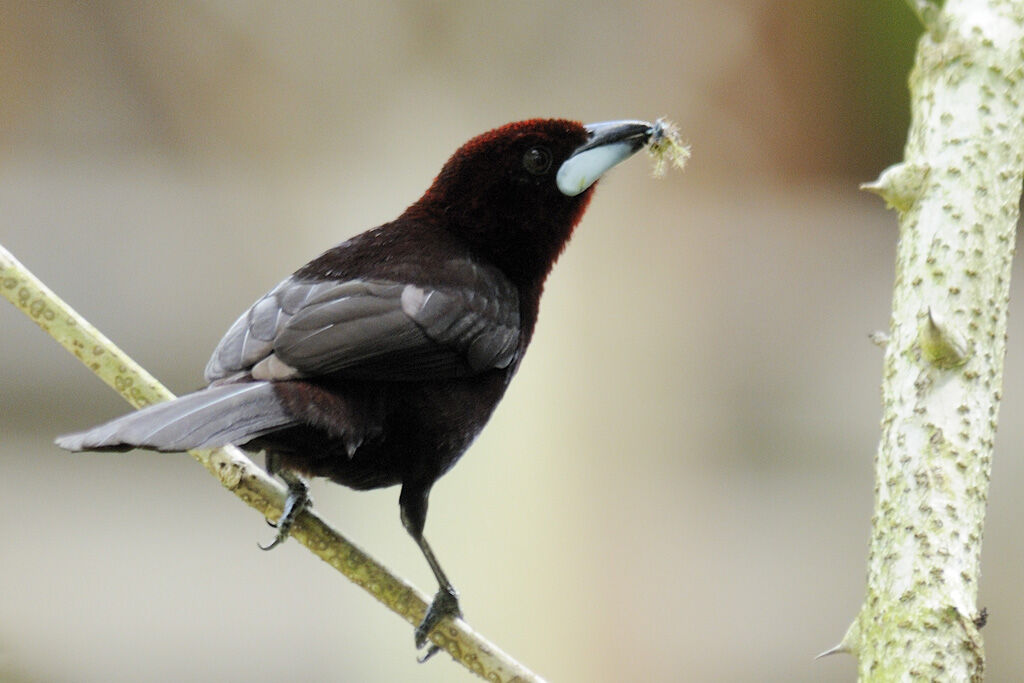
<box><xmin>647</xmin><ymin>117</ymin><xmax>690</xmax><ymax>177</ymax></box>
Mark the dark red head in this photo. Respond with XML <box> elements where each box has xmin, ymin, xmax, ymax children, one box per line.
<box><xmin>405</xmin><ymin>118</ymin><xmax>652</xmax><ymax>286</ymax></box>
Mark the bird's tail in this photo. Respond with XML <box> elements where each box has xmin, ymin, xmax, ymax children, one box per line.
<box><xmin>55</xmin><ymin>381</ymin><xmax>295</xmax><ymax>452</ymax></box>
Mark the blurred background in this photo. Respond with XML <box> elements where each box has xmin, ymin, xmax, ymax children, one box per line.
<box><xmin>2</xmin><ymin>2</ymin><xmax>1023</xmax><ymax>681</ymax></box>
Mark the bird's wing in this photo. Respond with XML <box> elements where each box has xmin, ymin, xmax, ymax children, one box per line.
<box><xmin>204</xmin><ymin>260</ymin><xmax>520</xmax><ymax>382</ymax></box>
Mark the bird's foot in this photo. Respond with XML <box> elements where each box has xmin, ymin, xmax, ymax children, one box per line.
<box><xmin>415</xmin><ymin>585</ymin><xmax>461</xmax><ymax>662</ymax></box>
<box><xmin>259</xmin><ymin>478</ymin><xmax>311</xmax><ymax>551</ymax></box>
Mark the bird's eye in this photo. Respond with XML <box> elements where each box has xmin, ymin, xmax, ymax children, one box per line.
<box><xmin>522</xmin><ymin>146</ymin><xmax>552</xmax><ymax>175</ymax></box>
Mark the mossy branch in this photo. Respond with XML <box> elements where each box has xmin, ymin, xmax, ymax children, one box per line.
<box><xmin>0</xmin><ymin>243</ymin><xmax>544</xmax><ymax>683</ymax></box>
<box><xmin>833</xmin><ymin>1</ymin><xmax>1024</xmax><ymax>680</ymax></box>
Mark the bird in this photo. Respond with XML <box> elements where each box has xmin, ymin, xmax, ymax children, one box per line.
<box><xmin>56</xmin><ymin>117</ymin><xmax>656</xmax><ymax>657</ymax></box>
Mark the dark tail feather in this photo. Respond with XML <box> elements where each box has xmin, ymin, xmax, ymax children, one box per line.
<box><xmin>55</xmin><ymin>382</ymin><xmax>295</xmax><ymax>452</ymax></box>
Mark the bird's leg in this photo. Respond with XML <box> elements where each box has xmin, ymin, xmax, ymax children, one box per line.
<box><xmin>259</xmin><ymin>451</ymin><xmax>311</xmax><ymax>551</ymax></box>
<box><xmin>400</xmin><ymin>484</ymin><xmax>462</xmax><ymax>661</ymax></box>
<box><xmin>412</xmin><ymin>534</ymin><xmax>462</xmax><ymax>662</ymax></box>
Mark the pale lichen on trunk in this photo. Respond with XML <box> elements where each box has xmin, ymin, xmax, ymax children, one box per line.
<box><xmin>836</xmin><ymin>1</ymin><xmax>1024</xmax><ymax>680</ymax></box>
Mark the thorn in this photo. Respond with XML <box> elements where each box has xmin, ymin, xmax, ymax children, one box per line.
<box><xmin>815</xmin><ymin>643</ymin><xmax>848</xmax><ymax>660</ymax></box>
<box><xmin>904</xmin><ymin>0</ymin><xmax>944</xmax><ymax>33</ymax></box>
<box><xmin>818</xmin><ymin>618</ymin><xmax>860</xmax><ymax>661</ymax></box>
<box><xmin>919</xmin><ymin>307</ymin><xmax>967</xmax><ymax>369</ymax></box>
<box><xmin>861</xmin><ymin>161</ymin><xmax>930</xmax><ymax>213</ymax></box>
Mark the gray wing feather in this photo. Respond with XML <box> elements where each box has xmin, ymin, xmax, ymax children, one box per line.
<box><xmin>409</xmin><ymin>285</ymin><xmax>518</xmax><ymax>372</ymax></box>
<box><xmin>204</xmin><ymin>259</ymin><xmax>520</xmax><ymax>383</ymax></box>
<box><xmin>204</xmin><ymin>279</ymin><xmax>324</xmax><ymax>381</ymax></box>
<box><xmin>55</xmin><ymin>382</ymin><xmax>293</xmax><ymax>452</ymax></box>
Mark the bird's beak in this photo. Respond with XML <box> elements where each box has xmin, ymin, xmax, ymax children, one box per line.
<box><xmin>556</xmin><ymin>120</ymin><xmax>653</xmax><ymax>197</ymax></box>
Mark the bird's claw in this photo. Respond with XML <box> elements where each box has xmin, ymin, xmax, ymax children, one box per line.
<box><xmin>259</xmin><ymin>482</ymin><xmax>310</xmax><ymax>551</ymax></box>
<box><xmin>415</xmin><ymin>585</ymin><xmax>461</xmax><ymax>662</ymax></box>
<box><xmin>257</xmin><ymin>534</ymin><xmax>286</xmax><ymax>552</ymax></box>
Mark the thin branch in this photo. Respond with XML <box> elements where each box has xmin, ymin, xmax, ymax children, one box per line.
<box><xmin>0</xmin><ymin>243</ymin><xmax>545</xmax><ymax>683</ymax></box>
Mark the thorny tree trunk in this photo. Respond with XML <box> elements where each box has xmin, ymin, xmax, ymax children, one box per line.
<box><xmin>835</xmin><ymin>1</ymin><xmax>1024</xmax><ymax>680</ymax></box>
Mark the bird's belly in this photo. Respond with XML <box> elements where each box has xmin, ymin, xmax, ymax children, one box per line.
<box><xmin>252</xmin><ymin>371</ymin><xmax>511</xmax><ymax>491</ymax></box>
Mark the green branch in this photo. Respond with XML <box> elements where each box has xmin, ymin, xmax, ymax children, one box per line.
<box><xmin>0</xmin><ymin>243</ymin><xmax>544</xmax><ymax>683</ymax></box>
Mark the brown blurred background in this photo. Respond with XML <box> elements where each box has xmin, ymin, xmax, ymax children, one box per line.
<box><xmin>3</xmin><ymin>2</ymin><xmax>1023</xmax><ymax>681</ymax></box>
